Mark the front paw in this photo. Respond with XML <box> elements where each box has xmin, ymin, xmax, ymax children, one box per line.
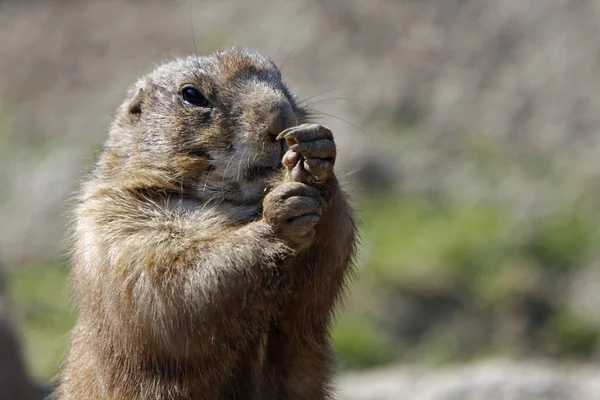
<box><xmin>278</xmin><ymin>124</ymin><xmax>336</xmax><ymax>184</ymax></box>
<box><xmin>263</xmin><ymin>181</ymin><xmax>325</xmax><ymax>252</ymax></box>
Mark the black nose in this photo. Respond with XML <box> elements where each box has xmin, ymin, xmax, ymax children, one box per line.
<box><xmin>268</xmin><ymin>100</ymin><xmax>298</xmax><ymax>139</ymax></box>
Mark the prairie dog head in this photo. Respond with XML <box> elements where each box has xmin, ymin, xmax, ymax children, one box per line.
<box><xmin>99</xmin><ymin>49</ymin><xmax>307</xmax><ymax>203</ymax></box>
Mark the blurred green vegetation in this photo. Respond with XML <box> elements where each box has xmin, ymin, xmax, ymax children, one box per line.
<box><xmin>6</xmin><ymin>264</ymin><xmax>73</xmax><ymax>381</ymax></box>
<box><xmin>327</xmin><ymin>113</ymin><xmax>600</xmax><ymax>369</ymax></box>
<box><xmin>332</xmin><ymin>193</ymin><xmax>600</xmax><ymax>369</ymax></box>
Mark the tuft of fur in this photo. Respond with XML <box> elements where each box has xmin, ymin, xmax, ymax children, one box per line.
<box><xmin>57</xmin><ymin>49</ymin><xmax>356</xmax><ymax>400</ymax></box>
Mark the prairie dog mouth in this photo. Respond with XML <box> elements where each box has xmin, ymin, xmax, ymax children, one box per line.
<box><xmin>240</xmin><ymin>139</ymin><xmax>287</xmax><ymax>181</ymax></box>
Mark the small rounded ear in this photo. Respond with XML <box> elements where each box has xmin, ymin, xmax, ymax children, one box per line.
<box><xmin>124</xmin><ymin>77</ymin><xmax>151</xmax><ymax>118</ymax></box>
<box><xmin>127</xmin><ymin>87</ymin><xmax>145</xmax><ymax>115</ymax></box>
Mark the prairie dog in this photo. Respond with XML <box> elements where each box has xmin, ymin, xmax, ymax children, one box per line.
<box><xmin>58</xmin><ymin>49</ymin><xmax>356</xmax><ymax>400</ymax></box>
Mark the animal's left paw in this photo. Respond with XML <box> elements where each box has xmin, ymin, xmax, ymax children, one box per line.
<box><xmin>278</xmin><ymin>124</ymin><xmax>336</xmax><ymax>184</ymax></box>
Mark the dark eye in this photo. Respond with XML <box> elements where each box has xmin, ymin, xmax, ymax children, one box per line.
<box><xmin>181</xmin><ymin>86</ymin><xmax>211</xmax><ymax>107</ymax></box>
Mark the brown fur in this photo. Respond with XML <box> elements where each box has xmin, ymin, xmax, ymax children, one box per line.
<box><xmin>57</xmin><ymin>49</ymin><xmax>356</xmax><ymax>400</ymax></box>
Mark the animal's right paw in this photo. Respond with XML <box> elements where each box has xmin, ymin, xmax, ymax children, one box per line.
<box><xmin>263</xmin><ymin>181</ymin><xmax>325</xmax><ymax>251</ymax></box>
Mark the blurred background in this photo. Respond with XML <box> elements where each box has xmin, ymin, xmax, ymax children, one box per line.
<box><xmin>1</xmin><ymin>0</ymin><xmax>600</xmax><ymax>398</ymax></box>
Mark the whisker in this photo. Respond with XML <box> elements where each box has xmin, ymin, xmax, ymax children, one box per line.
<box><xmin>236</xmin><ymin>148</ymin><xmax>248</xmax><ymax>182</ymax></box>
<box><xmin>202</xmin><ymin>167</ymin><xmax>213</xmax><ymax>193</ymax></box>
<box><xmin>247</xmin><ymin>151</ymin><xmax>256</xmax><ymax>173</ymax></box>
<box><xmin>251</xmin><ymin>147</ymin><xmax>259</xmax><ymax>167</ymax></box>
<box><xmin>303</xmin><ymin>97</ymin><xmax>357</xmax><ymax>107</ymax></box>
<box><xmin>221</xmin><ymin>156</ymin><xmax>234</xmax><ymax>199</ymax></box>
<box><xmin>341</xmin><ymin>167</ymin><xmax>364</xmax><ymax>179</ymax></box>
<box><xmin>275</xmin><ymin>29</ymin><xmax>295</xmax><ymax>65</ymax></box>
<box><xmin>294</xmin><ymin>85</ymin><xmax>305</xmax><ymax>99</ymax></box>
<box><xmin>223</xmin><ymin>154</ymin><xmax>234</xmax><ymax>176</ymax></box>
<box><xmin>187</xmin><ymin>5</ymin><xmax>206</xmax><ymax>84</ymax></box>
<box><xmin>296</xmin><ymin>83</ymin><xmax>361</xmax><ymax>105</ymax></box>
<box><xmin>188</xmin><ymin>7</ymin><xmax>199</xmax><ymax>61</ymax></box>
<box><xmin>279</xmin><ymin>54</ymin><xmax>299</xmax><ymax>73</ymax></box>
<box><xmin>309</xmin><ymin>111</ymin><xmax>367</xmax><ymax>134</ymax></box>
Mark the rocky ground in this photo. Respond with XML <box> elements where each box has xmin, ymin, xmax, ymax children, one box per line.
<box><xmin>338</xmin><ymin>360</ymin><xmax>600</xmax><ymax>400</ymax></box>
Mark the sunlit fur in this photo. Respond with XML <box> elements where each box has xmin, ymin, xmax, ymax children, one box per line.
<box><xmin>56</xmin><ymin>49</ymin><xmax>356</xmax><ymax>400</ymax></box>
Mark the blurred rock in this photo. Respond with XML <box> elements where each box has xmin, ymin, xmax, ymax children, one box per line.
<box><xmin>338</xmin><ymin>359</ymin><xmax>600</xmax><ymax>400</ymax></box>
